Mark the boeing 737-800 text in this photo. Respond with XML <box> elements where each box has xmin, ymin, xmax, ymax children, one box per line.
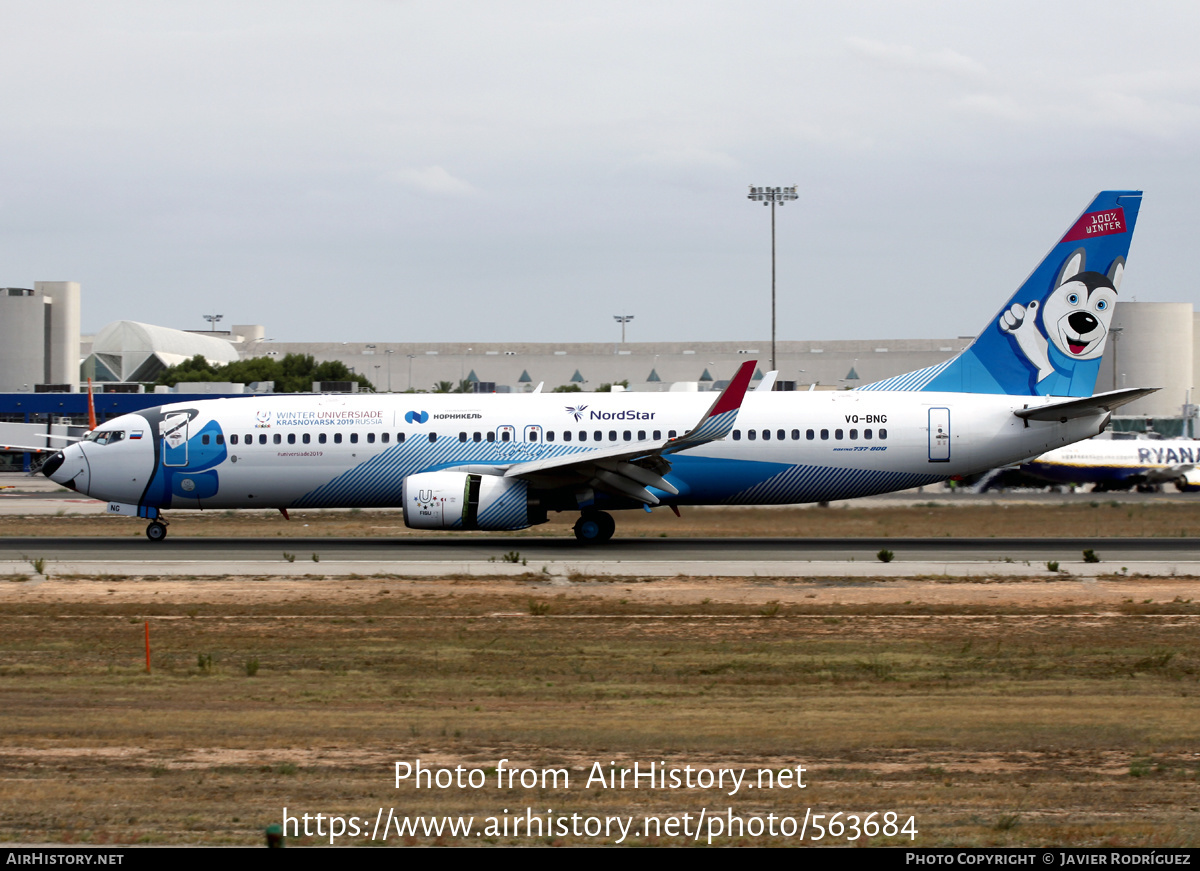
<box><xmin>41</xmin><ymin>191</ymin><xmax>1154</xmax><ymax>542</ymax></box>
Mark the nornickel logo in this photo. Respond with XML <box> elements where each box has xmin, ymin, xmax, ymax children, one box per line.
<box><xmin>405</xmin><ymin>410</ymin><xmax>430</xmax><ymax>424</ymax></box>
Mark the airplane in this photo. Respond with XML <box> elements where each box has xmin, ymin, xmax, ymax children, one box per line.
<box><xmin>39</xmin><ymin>190</ymin><xmax>1155</xmax><ymax>543</ymax></box>
<box><xmin>1017</xmin><ymin>434</ymin><xmax>1200</xmax><ymax>492</ymax></box>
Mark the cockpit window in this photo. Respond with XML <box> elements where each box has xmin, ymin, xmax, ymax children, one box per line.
<box><xmin>89</xmin><ymin>430</ymin><xmax>125</xmax><ymax>446</ymax></box>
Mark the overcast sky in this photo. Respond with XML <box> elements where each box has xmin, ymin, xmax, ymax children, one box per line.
<box><xmin>2</xmin><ymin>1</ymin><xmax>1198</xmax><ymax>344</ymax></box>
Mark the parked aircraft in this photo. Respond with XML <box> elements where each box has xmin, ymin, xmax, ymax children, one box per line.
<box><xmin>1020</xmin><ymin>434</ymin><xmax>1200</xmax><ymax>492</ymax></box>
<box><xmin>41</xmin><ymin>191</ymin><xmax>1154</xmax><ymax>542</ymax></box>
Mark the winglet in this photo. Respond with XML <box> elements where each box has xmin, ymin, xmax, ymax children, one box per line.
<box><xmin>666</xmin><ymin>360</ymin><xmax>756</xmax><ymax>450</ymax></box>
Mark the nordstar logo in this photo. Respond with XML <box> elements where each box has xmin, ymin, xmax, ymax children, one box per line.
<box><xmin>565</xmin><ymin>405</ymin><xmax>588</xmax><ymax>421</ymax></box>
<box><xmin>405</xmin><ymin>411</ymin><xmax>430</xmax><ymax>424</ymax></box>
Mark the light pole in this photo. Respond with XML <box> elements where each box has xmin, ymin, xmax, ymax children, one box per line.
<box><xmin>203</xmin><ymin>314</ymin><xmax>224</xmax><ymax>332</ymax></box>
<box><xmin>747</xmin><ymin>185</ymin><xmax>797</xmax><ymax>371</ymax></box>
<box><xmin>613</xmin><ymin>315</ymin><xmax>634</xmax><ymax>344</ymax></box>
<box><xmin>407</xmin><ymin>354</ymin><xmax>416</xmax><ymax>391</ymax></box>
<box><xmin>385</xmin><ymin>349</ymin><xmax>394</xmax><ymax>392</ymax></box>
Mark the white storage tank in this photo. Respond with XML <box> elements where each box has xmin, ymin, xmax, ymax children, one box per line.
<box><xmin>1098</xmin><ymin>301</ymin><xmax>1193</xmax><ymax>418</ymax></box>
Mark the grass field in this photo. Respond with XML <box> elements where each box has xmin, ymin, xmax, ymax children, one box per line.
<box><xmin>2</xmin><ymin>571</ymin><xmax>1199</xmax><ymax>847</ymax></box>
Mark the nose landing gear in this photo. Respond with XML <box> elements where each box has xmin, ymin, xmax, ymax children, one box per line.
<box><xmin>573</xmin><ymin>510</ymin><xmax>615</xmax><ymax>543</ymax></box>
<box><xmin>146</xmin><ymin>519</ymin><xmax>169</xmax><ymax>542</ymax></box>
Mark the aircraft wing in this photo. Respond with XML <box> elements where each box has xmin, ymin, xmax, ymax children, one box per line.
<box><xmin>0</xmin><ymin>443</ymin><xmax>58</xmax><ymax>453</ymax></box>
<box><xmin>502</xmin><ymin>360</ymin><xmax>757</xmax><ymax>505</ymax></box>
<box><xmin>1013</xmin><ymin>387</ymin><xmax>1158</xmax><ymax>422</ymax></box>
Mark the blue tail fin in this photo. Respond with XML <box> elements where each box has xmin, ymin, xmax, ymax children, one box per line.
<box><xmin>861</xmin><ymin>190</ymin><xmax>1142</xmax><ymax>397</ymax></box>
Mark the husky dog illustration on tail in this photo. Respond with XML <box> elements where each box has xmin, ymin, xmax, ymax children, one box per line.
<box><xmin>860</xmin><ymin>191</ymin><xmax>1141</xmax><ymax>398</ymax></box>
<box><xmin>999</xmin><ymin>249</ymin><xmax>1124</xmax><ymax>395</ymax></box>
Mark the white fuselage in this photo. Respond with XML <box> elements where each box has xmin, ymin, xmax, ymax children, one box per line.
<box><xmin>47</xmin><ymin>389</ymin><xmax>1108</xmax><ymax>516</ymax></box>
<box><xmin>1022</xmin><ymin>437</ymin><xmax>1200</xmax><ymax>488</ymax></box>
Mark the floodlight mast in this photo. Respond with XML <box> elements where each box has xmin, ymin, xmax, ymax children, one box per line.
<box><xmin>203</xmin><ymin>313</ymin><xmax>224</xmax><ymax>332</ymax></box>
<box><xmin>746</xmin><ymin>185</ymin><xmax>797</xmax><ymax>372</ymax></box>
<box><xmin>613</xmin><ymin>314</ymin><xmax>634</xmax><ymax>344</ymax></box>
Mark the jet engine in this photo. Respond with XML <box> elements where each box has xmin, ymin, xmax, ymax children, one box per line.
<box><xmin>402</xmin><ymin>471</ymin><xmax>544</xmax><ymax>530</ymax></box>
<box><xmin>1175</xmin><ymin>469</ymin><xmax>1200</xmax><ymax>493</ymax></box>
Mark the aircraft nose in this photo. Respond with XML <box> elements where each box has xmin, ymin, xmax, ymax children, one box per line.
<box><xmin>41</xmin><ymin>451</ymin><xmax>65</xmax><ymax>479</ymax></box>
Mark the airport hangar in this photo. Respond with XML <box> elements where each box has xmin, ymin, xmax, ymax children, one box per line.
<box><xmin>2</xmin><ymin>282</ymin><xmax>1199</xmax><ymax>471</ymax></box>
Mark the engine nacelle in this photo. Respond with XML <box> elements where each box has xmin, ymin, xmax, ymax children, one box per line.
<box><xmin>1175</xmin><ymin>469</ymin><xmax>1200</xmax><ymax>493</ymax></box>
<box><xmin>402</xmin><ymin>471</ymin><xmax>542</xmax><ymax>530</ymax></box>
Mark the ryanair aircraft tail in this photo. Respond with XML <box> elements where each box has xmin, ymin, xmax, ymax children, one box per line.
<box><xmin>861</xmin><ymin>190</ymin><xmax>1142</xmax><ymax>397</ymax></box>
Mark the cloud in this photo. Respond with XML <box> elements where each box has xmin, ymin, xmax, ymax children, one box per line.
<box><xmin>384</xmin><ymin>165</ymin><xmax>476</xmax><ymax>196</ymax></box>
<box><xmin>847</xmin><ymin>37</ymin><xmax>987</xmax><ymax>78</ymax></box>
<box><xmin>950</xmin><ymin>93</ymin><xmax>1029</xmax><ymax>122</ymax></box>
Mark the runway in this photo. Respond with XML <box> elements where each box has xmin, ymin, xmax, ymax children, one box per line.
<box><xmin>3</xmin><ymin>534</ymin><xmax>1200</xmax><ymax>562</ymax></box>
<box><xmin>3</xmin><ymin>535</ymin><xmax>1200</xmax><ymax>580</ymax></box>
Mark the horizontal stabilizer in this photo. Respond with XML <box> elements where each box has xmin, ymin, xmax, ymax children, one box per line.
<box><xmin>1013</xmin><ymin>387</ymin><xmax>1158</xmax><ymax>422</ymax></box>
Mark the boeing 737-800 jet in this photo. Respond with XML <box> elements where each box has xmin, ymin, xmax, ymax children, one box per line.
<box><xmin>41</xmin><ymin>191</ymin><xmax>1153</xmax><ymax>543</ymax></box>
<box><xmin>1020</xmin><ymin>435</ymin><xmax>1200</xmax><ymax>492</ymax></box>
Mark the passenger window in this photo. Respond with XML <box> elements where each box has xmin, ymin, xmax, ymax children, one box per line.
<box><xmin>319</xmin><ymin>433</ymin><xmax>327</xmax><ymax>444</ymax></box>
<box><xmin>806</xmin><ymin>429</ymin><xmax>815</xmax><ymax>440</ymax></box>
<box><xmin>653</xmin><ymin>430</ymin><xmax>661</xmax><ymax>440</ymax></box>
<box><xmin>623</xmin><ymin>430</ymin><xmax>631</xmax><ymax>441</ymax></box>
<box><xmin>849</xmin><ymin>429</ymin><xmax>858</xmax><ymax>440</ymax></box>
<box><xmin>820</xmin><ymin>429</ymin><xmax>829</xmax><ymax>440</ymax></box>
<box><xmin>791</xmin><ymin>429</ymin><xmax>800</xmax><ymax>440</ymax></box>
<box><xmin>473</xmin><ymin>432</ymin><xmax>481</xmax><ymax>442</ymax></box>
<box><xmin>428</xmin><ymin>433</ymin><xmax>437</xmax><ymax>442</ymax></box>
<box><xmin>381</xmin><ymin>432</ymin><xmax>390</xmax><ymax>444</ymax></box>
<box><xmin>579</xmin><ymin>431</ymin><xmax>587</xmax><ymax>442</ymax></box>
<box><xmin>216</xmin><ymin>434</ymin><xmax>225</xmax><ymax>445</ymax></box>
<box><xmin>668</xmin><ymin>430</ymin><xmax>677</xmax><ymax>438</ymax></box>
<box><xmin>274</xmin><ymin>434</ymin><xmax>282</xmax><ymax>444</ymax></box>
<box><xmin>230</xmin><ymin>434</ymin><xmax>239</xmax><ymax>445</ymax></box>
<box><xmin>350</xmin><ymin>433</ymin><xmax>359</xmax><ymax>444</ymax></box>
<box><xmin>748</xmin><ymin>430</ymin><xmax>757</xmax><ymax>440</ymax></box>
<box><xmin>287</xmin><ymin>433</ymin><xmax>296</xmax><ymax>444</ymax></box>
<box><xmin>638</xmin><ymin>430</ymin><xmax>646</xmax><ymax>440</ymax></box>
<box><xmin>732</xmin><ymin>430</ymin><xmax>741</xmax><ymax>441</ymax></box>
<box><xmin>594</xmin><ymin>431</ymin><xmax>602</xmax><ymax>441</ymax></box>
<box><xmin>546</xmin><ymin>431</ymin><xmax>555</xmax><ymax>442</ymax></box>
<box><xmin>303</xmin><ymin>433</ymin><xmax>311</xmax><ymax>444</ymax></box>
<box><xmin>334</xmin><ymin>433</ymin><xmax>342</xmax><ymax>444</ymax></box>
<box><xmin>879</xmin><ymin>428</ymin><xmax>888</xmax><ymax>439</ymax></box>
<box><xmin>245</xmin><ymin>434</ymin><xmax>252</xmax><ymax>444</ymax></box>
<box><xmin>501</xmin><ymin>431</ymin><xmax>510</xmax><ymax>442</ymax></box>
<box><xmin>563</xmin><ymin>431</ymin><xmax>572</xmax><ymax>442</ymax></box>
<box><xmin>259</xmin><ymin>434</ymin><xmax>267</xmax><ymax>445</ymax></box>
<box><xmin>398</xmin><ymin>433</ymin><xmax>405</xmax><ymax>442</ymax></box>
<box><xmin>864</xmin><ymin>429</ymin><xmax>872</xmax><ymax>440</ymax></box>
<box><xmin>487</xmin><ymin>431</ymin><xmax>495</xmax><ymax>442</ymax></box>
<box><xmin>367</xmin><ymin>432</ymin><xmax>375</xmax><ymax>444</ymax></box>
<box><xmin>762</xmin><ymin>429</ymin><xmax>771</xmax><ymax>441</ymax></box>
<box><xmin>778</xmin><ymin>429</ymin><xmax>785</xmax><ymax>440</ymax></box>
<box><xmin>835</xmin><ymin>429</ymin><xmax>844</xmax><ymax>440</ymax></box>
<box><xmin>528</xmin><ymin>431</ymin><xmax>539</xmax><ymax>442</ymax></box>
<box><xmin>459</xmin><ymin>432</ymin><xmax>467</xmax><ymax>442</ymax></box>
<box><xmin>202</xmin><ymin>434</ymin><xmax>210</xmax><ymax>445</ymax></box>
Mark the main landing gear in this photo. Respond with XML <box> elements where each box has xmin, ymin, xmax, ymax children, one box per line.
<box><xmin>146</xmin><ymin>519</ymin><xmax>169</xmax><ymax>542</ymax></box>
<box><xmin>573</xmin><ymin>510</ymin><xmax>615</xmax><ymax>544</ymax></box>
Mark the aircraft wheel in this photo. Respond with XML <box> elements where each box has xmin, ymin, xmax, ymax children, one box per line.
<box><xmin>146</xmin><ymin>521</ymin><xmax>168</xmax><ymax>542</ymax></box>
<box><xmin>574</xmin><ymin>511</ymin><xmax>615</xmax><ymax>544</ymax></box>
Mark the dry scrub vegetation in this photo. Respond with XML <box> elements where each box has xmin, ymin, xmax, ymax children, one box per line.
<box><xmin>1</xmin><ymin>576</ymin><xmax>1199</xmax><ymax>846</ymax></box>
